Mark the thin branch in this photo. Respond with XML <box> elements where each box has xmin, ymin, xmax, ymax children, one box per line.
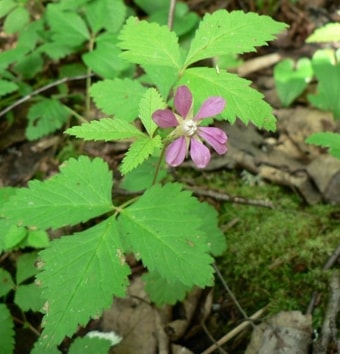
<box><xmin>0</xmin><ymin>74</ymin><xmax>93</xmax><ymax>118</ymax></box>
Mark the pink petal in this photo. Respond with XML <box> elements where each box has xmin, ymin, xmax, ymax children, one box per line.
<box><xmin>166</xmin><ymin>136</ymin><xmax>187</xmax><ymax>167</ymax></box>
<box><xmin>174</xmin><ymin>86</ymin><xmax>192</xmax><ymax>118</ymax></box>
<box><xmin>152</xmin><ymin>109</ymin><xmax>178</xmax><ymax>128</ymax></box>
<box><xmin>194</xmin><ymin>97</ymin><xmax>226</xmax><ymax>120</ymax></box>
<box><xmin>190</xmin><ymin>138</ymin><xmax>211</xmax><ymax>168</ymax></box>
<box><xmin>198</xmin><ymin>127</ymin><xmax>228</xmax><ymax>154</ymax></box>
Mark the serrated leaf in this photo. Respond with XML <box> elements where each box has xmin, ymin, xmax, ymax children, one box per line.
<box><xmin>120</xmin><ymin>156</ymin><xmax>167</xmax><ymax>192</ymax></box>
<box><xmin>82</xmin><ymin>34</ymin><xmax>131</xmax><ymax>79</ymax></box>
<box><xmin>0</xmin><ymin>79</ymin><xmax>18</xmax><ymax>97</ymax></box>
<box><xmin>0</xmin><ymin>304</ymin><xmax>15</xmax><ymax>354</ymax></box>
<box><xmin>17</xmin><ymin>18</ymin><xmax>44</xmax><ymax>51</ymax></box>
<box><xmin>306</xmin><ymin>132</ymin><xmax>340</xmax><ymax>159</ymax></box>
<box><xmin>15</xmin><ymin>283</ymin><xmax>44</xmax><ymax>312</ymax></box>
<box><xmin>306</xmin><ymin>23</ymin><xmax>340</xmax><ymax>43</ymax></box>
<box><xmin>274</xmin><ymin>58</ymin><xmax>313</xmax><ymax>107</ymax></box>
<box><xmin>184</xmin><ymin>10</ymin><xmax>287</xmax><ymax>68</ymax></box>
<box><xmin>118</xmin><ymin>183</ymin><xmax>214</xmax><ymax>287</ymax></box>
<box><xmin>26</xmin><ymin>99</ymin><xmax>70</xmax><ymax>140</ymax></box>
<box><xmin>1</xmin><ymin>156</ymin><xmax>114</xmax><ymax>230</ymax></box>
<box><xmin>180</xmin><ymin>67</ymin><xmax>276</xmax><ymax>130</ymax></box>
<box><xmin>46</xmin><ymin>4</ymin><xmax>90</xmax><ymax>47</ymax></box>
<box><xmin>196</xmin><ymin>202</ymin><xmax>226</xmax><ymax>257</ymax></box>
<box><xmin>143</xmin><ymin>271</ymin><xmax>192</xmax><ymax>306</ymax></box>
<box><xmin>69</xmin><ymin>336</ymin><xmax>112</xmax><ymax>354</ymax></box>
<box><xmin>26</xmin><ymin>230</ymin><xmax>50</xmax><ymax>249</ymax></box>
<box><xmin>118</xmin><ymin>17</ymin><xmax>182</xmax><ymax>69</ymax></box>
<box><xmin>139</xmin><ymin>88</ymin><xmax>166</xmax><ymax>136</ymax></box>
<box><xmin>121</xmin><ymin>135</ymin><xmax>162</xmax><ymax>175</ymax></box>
<box><xmin>38</xmin><ymin>42</ymin><xmax>75</xmax><ymax>60</ymax></box>
<box><xmin>90</xmin><ymin>78</ymin><xmax>146</xmax><ymax>121</ymax></box>
<box><xmin>66</xmin><ymin>118</ymin><xmax>144</xmax><ymax>141</ymax></box>
<box><xmin>14</xmin><ymin>51</ymin><xmax>43</xmax><ymax>79</ymax></box>
<box><xmin>0</xmin><ymin>268</ymin><xmax>14</xmax><ymax>297</ymax></box>
<box><xmin>4</xmin><ymin>6</ymin><xmax>29</xmax><ymax>34</ymax></box>
<box><xmin>16</xmin><ymin>252</ymin><xmax>39</xmax><ymax>284</ymax></box>
<box><xmin>37</xmin><ymin>217</ymin><xmax>130</xmax><ymax>348</ymax></box>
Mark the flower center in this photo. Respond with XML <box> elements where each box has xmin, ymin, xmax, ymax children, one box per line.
<box><xmin>182</xmin><ymin>119</ymin><xmax>197</xmax><ymax>136</ymax></box>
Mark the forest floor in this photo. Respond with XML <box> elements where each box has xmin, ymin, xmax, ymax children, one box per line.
<box><xmin>1</xmin><ymin>0</ymin><xmax>340</xmax><ymax>353</ymax></box>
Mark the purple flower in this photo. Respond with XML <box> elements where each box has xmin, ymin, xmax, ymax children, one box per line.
<box><xmin>152</xmin><ymin>86</ymin><xmax>228</xmax><ymax>168</ymax></box>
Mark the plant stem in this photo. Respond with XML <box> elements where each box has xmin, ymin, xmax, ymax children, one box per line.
<box><xmin>152</xmin><ymin>145</ymin><xmax>166</xmax><ymax>185</ymax></box>
<box><xmin>85</xmin><ymin>35</ymin><xmax>95</xmax><ymax>120</ymax></box>
<box><xmin>167</xmin><ymin>0</ymin><xmax>176</xmax><ymax>30</ymax></box>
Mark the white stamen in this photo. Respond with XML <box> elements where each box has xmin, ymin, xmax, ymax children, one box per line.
<box><xmin>182</xmin><ymin>119</ymin><xmax>197</xmax><ymax>136</ymax></box>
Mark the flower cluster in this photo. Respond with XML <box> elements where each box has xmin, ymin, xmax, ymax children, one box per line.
<box><xmin>152</xmin><ymin>86</ymin><xmax>228</xmax><ymax>168</ymax></box>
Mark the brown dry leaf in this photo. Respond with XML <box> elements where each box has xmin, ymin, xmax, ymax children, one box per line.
<box><xmin>245</xmin><ymin>311</ymin><xmax>313</xmax><ymax>354</ymax></box>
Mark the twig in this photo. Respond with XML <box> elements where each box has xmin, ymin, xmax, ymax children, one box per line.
<box><xmin>201</xmin><ymin>321</ymin><xmax>229</xmax><ymax>354</ymax></box>
<box><xmin>167</xmin><ymin>0</ymin><xmax>176</xmax><ymax>30</ymax></box>
<box><xmin>201</xmin><ymin>306</ymin><xmax>267</xmax><ymax>354</ymax></box>
<box><xmin>306</xmin><ymin>242</ymin><xmax>340</xmax><ymax>315</ymax></box>
<box><xmin>213</xmin><ymin>263</ymin><xmax>256</xmax><ymax>329</ymax></box>
<box><xmin>0</xmin><ymin>74</ymin><xmax>93</xmax><ymax>118</ymax></box>
<box><xmin>189</xmin><ymin>186</ymin><xmax>274</xmax><ymax>209</ymax></box>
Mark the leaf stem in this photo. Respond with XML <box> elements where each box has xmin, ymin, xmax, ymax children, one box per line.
<box><xmin>85</xmin><ymin>34</ymin><xmax>95</xmax><ymax>119</ymax></box>
<box><xmin>152</xmin><ymin>145</ymin><xmax>166</xmax><ymax>185</ymax></box>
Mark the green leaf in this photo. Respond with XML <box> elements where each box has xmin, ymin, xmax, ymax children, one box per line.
<box><xmin>1</xmin><ymin>156</ymin><xmax>114</xmax><ymax>230</ymax></box>
<box><xmin>308</xmin><ymin>49</ymin><xmax>340</xmax><ymax>119</ymax></box>
<box><xmin>14</xmin><ymin>51</ymin><xmax>44</xmax><ymax>79</ymax></box>
<box><xmin>26</xmin><ymin>230</ymin><xmax>50</xmax><ymax>249</ymax></box>
<box><xmin>141</xmin><ymin>64</ymin><xmax>178</xmax><ymax>99</ymax></box>
<box><xmin>184</xmin><ymin>10</ymin><xmax>287</xmax><ymax>68</ymax></box>
<box><xmin>143</xmin><ymin>271</ymin><xmax>192</xmax><ymax>306</ymax></box>
<box><xmin>38</xmin><ymin>42</ymin><xmax>75</xmax><ymax>60</ymax></box>
<box><xmin>0</xmin><ymin>304</ymin><xmax>14</xmax><ymax>354</ymax></box>
<box><xmin>306</xmin><ymin>132</ymin><xmax>340</xmax><ymax>159</ymax></box>
<box><xmin>306</xmin><ymin>23</ymin><xmax>340</xmax><ymax>43</ymax></box>
<box><xmin>139</xmin><ymin>88</ymin><xmax>166</xmax><ymax>136</ymax></box>
<box><xmin>134</xmin><ymin>0</ymin><xmax>167</xmax><ymax>14</ymax></box>
<box><xmin>46</xmin><ymin>4</ymin><xmax>90</xmax><ymax>47</ymax></box>
<box><xmin>180</xmin><ymin>67</ymin><xmax>276</xmax><ymax>130</ymax></box>
<box><xmin>26</xmin><ymin>99</ymin><xmax>70</xmax><ymax>140</ymax></box>
<box><xmin>0</xmin><ymin>268</ymin><xmax>14</xmax><ymax>297</ymax></box>
<box><xmin>90</xmin><ymin>78</ymin><xmax>146</xmax><ymax>121</ymax></box>
<box><xmin>274</xmin><ymin>58</ymin><xmax>313</xmax><ymax>107</ymax></box>
<box><xmin>37</xmin><ymin>217</ymin><xmax>130</xmax><ymax>349</ymax></box>
<box><xmin>15</xmin><ymin>283</ymin><xmax>44</xmax><ymax>312</ymax></box>
<box><xmin>16</xmin><ymin>252</ymin><xmax>39</xmax><ymax>284</ymax></box>
<box><xmin>121</xmin><ymin>135</ymin><xmax>162</xmax><ymax>175</ymax></box>
<box><xmin>4</xmin><ymin>224</ymin><xmax>27</xmax><ymax>249</ymax></box>
<box><xmin>120</xmin><ymin>156</ymin><xmax>167</xmax><ymax>192</ymax></box>
<box><xmin>17</xmin><ymin>18</ymin><xmax>44</xmax><ymax>51</ymax></box>
<box><xmin>84</xmin><ymin>0</ymin><xmax>127</xmax><ymax>34</ymax></box>
<box><xmin>4</xmin><ymin>6</ymin><xmax>29</xmax><ymax>34</ymax></box>
<box><xmin>0</xmin><ymin>79</ymin><xmax>18</xmax><ymax>97</ymax></box>
<box><xmin>69</xmin><ymin>336</ymin><xmax>112</xmax><ymax>354</ymax></box>
<box><xmin>66</xmin><ymin>118</ymin><xmax>144</xmax><ymax>141</ymax></box>
<box><xmin>118</xmin><ymin>183</ymin><xmax>214</xmax><ymax>287</ymax></box>
<box><xmin>0</xmin><ymin>0</ymin><xmax>16</xmax><ymax>18</ymax></box>
<box><xmin>82</xmin><ymin>34</ymin><xmax>130</xmax><ymax>79</ymax></box>
<box><xmin>118</xmin><ymin>17</ymin><xmax>182</xmax><ymax>69</ymax></box>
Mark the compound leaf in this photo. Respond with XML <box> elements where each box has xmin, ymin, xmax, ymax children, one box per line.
<box><xmin>118</xmin><ymin>17</ymin><xmax>182</xmax><ymax>69</ymax></box>
<box><xmin>36</xmin><ymin>217</ymin><xmax>130</xmax><ymax>349</ymax></box>
<box><xmin>66</xmin><ymin>118</ymin><xmax>144</xmax><ymax>141</ymax></box>
<box><xmin>90</xmin><ymin>78</ymin><xmax>146</xmax><ymax>121</ymax></box>
<box><xmin>120</xmin><ymin>135</ymin><xmax>162</xmax><ymax>175</ymax></box>
<box><xmin>184</xmin><ymin>10</ymin><xmax>287</xmax><ymax>68</ymax></box>
<box><xmin>118</xmin><ymin>183</ymin><xmax>214</xmax><ymax>287</ymax></box>
<box><xmin>1</xmin><ymin>156</ymin><xmax>114</xmax><ymax>230</ymax></box>
<box><xmin>0</xmin><ymin>304</ymin><xmax>14</xmax><ymax>354</ymax></box>
<box><xmin>180</xmin><ymin>67</ymin><xmax>276</xmax><ymax>130</ymax></box>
